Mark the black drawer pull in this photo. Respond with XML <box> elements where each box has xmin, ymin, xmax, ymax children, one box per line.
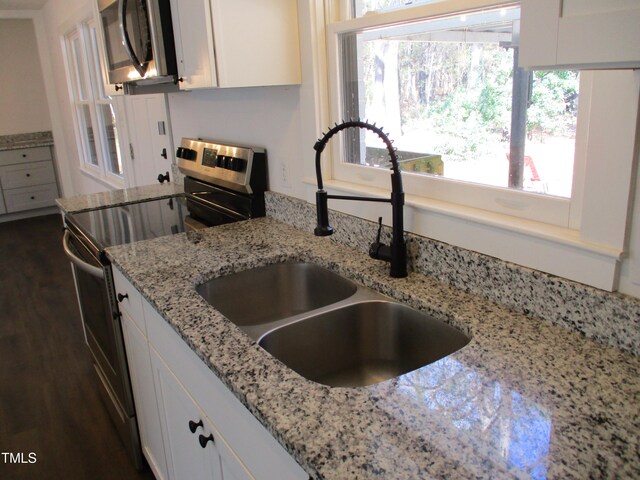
<box><xmin>26</xmin><ymin>173</ymin><xmax>31</xmax><ymax>177</ymax></box>
<box><xmin>30</xmin><ymin>196</ymin><xmax>35</xmax><ymax>200</ymax></box>
<box><xmin>22</xmin><ymin>154</ymin><xmax>27</xmax><ymax>158</ymax></box>
<box><xmin>198</xmin><ymin>433</ymin><xmax>214</xmax><ymax>448</ymax></box>
<box><xmin>188</xmin><ymin>419</ymin><xmax>203</xmax><ymax>434</ymax></box>
<box><xmin>117</xmin><ymin>293</ymin><xmax>129</xmax><ymax>303</ymax></box>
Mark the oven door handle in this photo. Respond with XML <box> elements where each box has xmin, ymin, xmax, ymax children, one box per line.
<box><xmin>63</xmin><ymin>231</ymin><xmax>105</xmax><ymax>279</ymax></box>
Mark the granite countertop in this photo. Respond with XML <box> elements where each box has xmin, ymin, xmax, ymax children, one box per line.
<box><xmin>56</xmin><ymin>183</ymin><xmax>184</xmax><ymax>214</ymax></box>
<box><xmin>106</xmin><ymin>217</ymin><xmax>640</xmax><ymax>480</ymax></box>
<box><xmin>0</xmin><ymin>131</ymin><xmax>54</xmax><ymax>151</ymax></box>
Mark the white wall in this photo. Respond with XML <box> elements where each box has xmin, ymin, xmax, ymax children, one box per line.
<box><xmin>0</xmin><ymin>19</ymin><xmax>51</xmax><ymax>135</ymax></box>
<box><xmin>31</xmin><ymin>0</ymin><xmax>640</xmax><ymax>298</ymax></box>
<box><xmin>166</xmin><ymin>85</ymin><xmax>304</xmax><ymax>197</ymax></box>
<box><xmin>35</xmin><ymin>0</ymin><xmax>113</xmax><ymax>196</ymax></box>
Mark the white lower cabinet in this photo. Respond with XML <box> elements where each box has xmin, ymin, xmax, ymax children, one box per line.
<box><xmin>151</xmin><ymin>346</ymin><xmax>226</xmax><ymax>480</ymax></box>
<box><xmin>0</xmin><ymin>147</ymin><xmax>59</xmax><ymax>213</ymax></box>
<box><xmin>120</xmin><ymin>310</ymin><xmax>169</xmax><ymax>480</ymax></box>
<box><xmin>113</xmin><ymin>267</ymin><xmax>307</xmax><ymax>480</ymax></box>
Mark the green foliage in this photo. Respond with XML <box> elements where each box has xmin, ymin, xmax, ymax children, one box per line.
<box><xmin>526</xmin><ymin>71</ymin><xmax>579</xmax><ymax>140</ymax></box>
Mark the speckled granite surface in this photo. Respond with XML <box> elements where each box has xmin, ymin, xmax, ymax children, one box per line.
<box><xmin>0</xmin><ymin>131</ymin><xmax>54</xmax><ymax>151</ymax></box>
<box><xmin>107</xmin><ymin>218</ymin><xmax>640</xmax><ymax>480</ymax></box>
<box><xmin>266</xmin><ymin>191</ymin><xmax>640</xmax><ymax>357</ymax></box>
<box><xmin>56</xmin><ymin>183</ymin><xmax>184</xmax><ymax>214</ymax></box>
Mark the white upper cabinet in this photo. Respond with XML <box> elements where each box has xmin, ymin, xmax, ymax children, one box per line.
<box><xmin>520</xmin><ymin>0</ymin><xmax>640</xmax><ymax>69</ymax></box>
<box><xmin>171</xmin><ymin>0</ymin><xmax>301</xmax><ymax>89</ymax></box>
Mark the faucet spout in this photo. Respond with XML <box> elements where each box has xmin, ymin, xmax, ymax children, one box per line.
<box><xmin>313</xmin><ymin>120</ymin><xmax>407</xmax><ymax>278</ymax></box>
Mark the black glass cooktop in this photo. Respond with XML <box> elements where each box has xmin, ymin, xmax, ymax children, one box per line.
<box><xmin>66</xmin><ymin>196</ymin><xmax>216</xmax><ymax>251</ymax></box>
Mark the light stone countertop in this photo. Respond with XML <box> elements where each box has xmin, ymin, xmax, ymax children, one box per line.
<box><xmin>106</xmin><ymin>217</ymin><xmax>640</xmax><ymax>480</ymax></box>
<box><xmin>56</xmin><ymin>183</ymin><xmax>184</xmax><ymax>214</ymax></box>
<box><xmin>0</xmin><ymin>131</ymin><xmax>54</xmax><ymax>151</ymax></box>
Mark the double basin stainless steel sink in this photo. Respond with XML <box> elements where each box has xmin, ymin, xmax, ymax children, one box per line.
<box><xmin>196</xmin><ymin>262</ymin><xmax>470</xmax><ymax>387</ymax></box>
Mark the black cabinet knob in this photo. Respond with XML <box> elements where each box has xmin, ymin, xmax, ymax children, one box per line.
<box><xmin>117</xmin><ymin>293</ymin><xmax>128</xmax><ymax>303</ymax></box>
<box><xmin>30</xmin><ymin>196</ymin><xmax>35</xmax><ymax>200</ymax></box>
<box><xmin>188</xmin><ymin>419</ymin><xmax>203</xmax><ymax>434</ymax></box>
<box><xmin>157</xmin><ymin>172</ymin><xmax>170</xmax><ymax>184</ymax></box>
<box><xmin>26</xmin><ymin>173</ymin><xmax>31</xmax><ymax>177</ymax></box>
<box><xmin>198</xmin><ymin>433</ymin><xmax>214</xmax><ymax>448</ymax></box>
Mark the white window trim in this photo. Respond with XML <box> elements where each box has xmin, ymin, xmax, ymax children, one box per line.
<box><xmin>60</xmin><ymin>16</ymin><xmax>125</xmax><ymax>189</ymax></box>
<box><xmin>310</xmin><ymin>0</ymin><xmax>639</xmax><ymax>291</ymax></box>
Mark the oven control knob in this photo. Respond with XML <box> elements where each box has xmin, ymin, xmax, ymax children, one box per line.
<box><xmin>176</xmin><ymin>147</ymin><xmax>185</xmax><ymax>158</ymax></box>
<box><xmin>216</xmin><ymin>155</ymin><xmax>225</xmax><ymax>167</ymax></box>
<box><xmin>223</xmin><ymin>156</ymin><xmax>232</xmax><ymax>169</ymax></box>
<box><xmin>231</xmin><ymin>158</ymin><xmax>245</xmax><ymax>172</ymax></box>
<box><xmin>184</xmin><ymin>148</ymin><xmax>197</xmax><ymax>160</ymax></box>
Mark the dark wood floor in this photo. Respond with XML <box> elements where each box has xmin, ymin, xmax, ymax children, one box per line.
<box><xmin>0</xmin><ymin>214</ymin><xmax>155</xmax><ymax>480</ymax></box>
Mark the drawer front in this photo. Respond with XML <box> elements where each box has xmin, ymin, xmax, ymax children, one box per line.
<box><xmin>0</xmin><ymin>161</ymin><xmax>56</xmax><ymax>189</ymax></box>
<box><xmin>0</xmin><ymin>147</ymin><xmax>51</xmax><ymax>166</ymax></box>
<box><xmin>3</xmin><ymin>183</ymin><xmax>59</xmax><ymax>212</ymax></box>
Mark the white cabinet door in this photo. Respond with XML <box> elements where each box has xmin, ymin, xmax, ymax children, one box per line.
<box><xmin>171</xmin><ymin>0</ymin><xmax>301</xmax><ymax>90</ymax></box>
<box><xmin>520</xmin><ymin>0</ymin><xmax>640</xmax><ymax>69</ymax></box>
<box><xmin>151</xmin><ymin>345</ymin><xmax>224</xmax><ymax>480</ymax></box>
<box><xmin>171</xmin><ymin>0</ymin><xmax>218</xmax><ymax>89</ymax></box>
<box><xmin>121</xmin><ymin>312</ymin><xmax>169</xmax><ymax>480</ymax></box>
<box><xmin>210</xmin><ymin>0</ymin><xmax>301</xmax><ymax>88</ymax></box>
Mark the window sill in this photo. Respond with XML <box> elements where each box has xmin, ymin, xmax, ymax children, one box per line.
<box><xmin>303</xmin><ymin>177</ymin><xmax>623</xmax><ymax>291</ymax></box>
<box><xmin>80</xmin><ymin>166</ymin><xmax>125</xmax><ymax>191</ymax></box>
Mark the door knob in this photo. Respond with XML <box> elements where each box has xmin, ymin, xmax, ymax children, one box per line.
<box><xmin>157</xmin><ymin>172</ymin><xmax>170</xmax><ymax>184</ymax></box>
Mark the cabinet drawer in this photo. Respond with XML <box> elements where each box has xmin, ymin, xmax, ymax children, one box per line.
<box><xmin>0</xmin><ymin>161</ymin><xmax>56</xmax><ymax>189</ymax></box>
<box><xmin>113</xmin><ymin>267</ymin><xmax>146</xmax><ymax>335</ymax></box>
<box><xmin>0</xmin><ymin>146</ymin><xmax>51</xmax><ymax>166</ymax></box>
<box><xmin>3</xmin><ymin>183</ymin><xmax>58</xmax><ymax>212</ymax></box>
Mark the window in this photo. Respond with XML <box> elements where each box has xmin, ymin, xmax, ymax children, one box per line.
<box><xmin>327</xmin><ymin>1</ymin><xmax>582</xmax><ymax>226</ymax></box>
<box><xmin>322</xmin><ymin>0</ymin><xmax>639</xmax><ymax>291</ymax></box>
<box><xmin>341</xmin><ymin>7</ymin><xmax>578</xmax><ymax>197</ymax></box>
<box><xmin>63</xmin><ymin>18</ymin><xmax>124</xmax><ymax>183</ymax></box>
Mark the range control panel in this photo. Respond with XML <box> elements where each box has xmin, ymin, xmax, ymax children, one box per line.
<box><xmin>176</xmin><ymin>138</ymin><xmax>266</xmax><ymax>194</ymax></box>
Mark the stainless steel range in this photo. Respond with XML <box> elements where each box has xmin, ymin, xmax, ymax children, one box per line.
<box><xmin>62</xmin><ymin>138</ymin><xmax>267</xmax><ymax>469</ymax></box>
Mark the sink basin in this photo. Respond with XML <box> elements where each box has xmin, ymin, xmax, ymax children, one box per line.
<box><xmin>196</xmin><ymin>262</ymin><xmax>357</xmax><ymax>327</ymax></box>
<box><xmin>258</xmin><ymin>301</ymin><xmax>470</xmax><ymax>387</ymax></box>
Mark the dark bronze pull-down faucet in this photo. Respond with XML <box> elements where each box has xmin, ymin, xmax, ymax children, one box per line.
<box><xmin>313</xmin><ymin>120</ymin><xmax>408</xmax><ymax>278</ymax></box>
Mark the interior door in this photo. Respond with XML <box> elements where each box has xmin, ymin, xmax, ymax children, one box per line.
<box><xmin>125</xmin><ymin>93</ymin><xmax>174</xmax><ymax>187</ymax></box>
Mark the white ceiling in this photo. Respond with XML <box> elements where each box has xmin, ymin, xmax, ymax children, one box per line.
<box><xmin>0</xmin><ymin>0</ymin><xmax>48</xmax><ymax>10</ymax></box>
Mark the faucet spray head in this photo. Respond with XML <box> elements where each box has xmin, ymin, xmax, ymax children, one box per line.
<box><xmin>314</xmin><ymin>190</ymin><xmax>334</xmax><ymax>236</ymax></box>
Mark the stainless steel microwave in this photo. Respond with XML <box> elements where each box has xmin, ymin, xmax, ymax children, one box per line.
<box><xmin>98</xmin><ymin>0</ymin><xmax>177</xmax><ymax>86</ymax></box>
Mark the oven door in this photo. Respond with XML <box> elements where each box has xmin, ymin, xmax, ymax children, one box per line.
<box><xmin>63</xmin><ymin>229</ymin><xmax>134</xmax><ymax>417</ymax></box>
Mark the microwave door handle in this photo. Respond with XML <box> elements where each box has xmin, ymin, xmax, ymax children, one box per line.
<box><xmin>119</xmin><ymin>0</ymin><xmax>147</xmax><ymax>77</ymax></box>
<box><xmin>63</xmin><ymin>231</ymin><xmax>105</xmax><ymax>279</ymax></box>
